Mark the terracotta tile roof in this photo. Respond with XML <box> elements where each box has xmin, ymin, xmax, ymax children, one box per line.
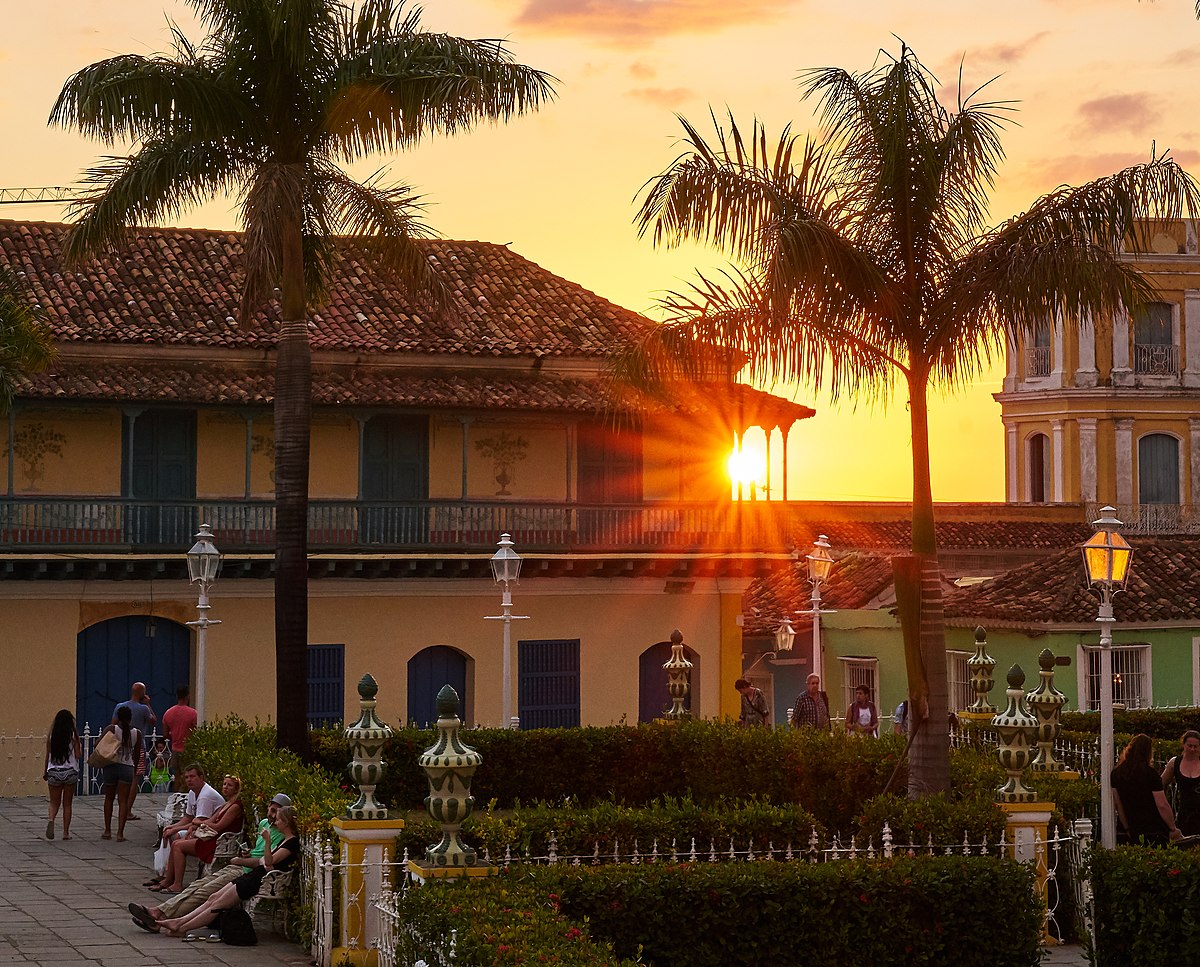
<box><xmin>944</xmin><ymin>538</ymin><xmax>1200</xmax><ymax>626</ymax></box>
<box><xmin>797</xmin><ymin>519</ymin><xmax>1094</xmax><ymax>552</ymax></box>
<box><xmin>0</xmin><ymin>219</ymin><xmax>652</xmax><ymax>358</ymax></box>
<box><xmin>742</xmin><ymin>551</ymin><xmax>898</xmax><ymax>635</ymax></box>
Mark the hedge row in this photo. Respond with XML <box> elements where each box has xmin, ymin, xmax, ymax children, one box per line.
<box><xmin>1090</xmin><ymin>845</ymin><xmax>1200</xmax><ymax>967</ymax></box>
<box><xmin>1060</xmin><ymin>707</ymin><xmax>1200</xmax><ymax>742</ymax></box>
<box><xmin>398</xmin><ymin>858</ymin><xmax>1042</xmax><ymax>967</ymax></box>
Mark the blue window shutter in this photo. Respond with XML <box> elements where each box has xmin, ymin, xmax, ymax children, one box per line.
<box><xmin>518</xmin><ymin>639</ymin><xmax>580</xmax><ymax>729</ymax></box>
<box><xmin>308</xmin><ymin>644</ymin><xmax>345</xmax><ymax>728</ymax></box>
<box><xmin>1138</xmin><ymin>434</ymin><xmax>1179</xmax><ymax>505</ymax></box>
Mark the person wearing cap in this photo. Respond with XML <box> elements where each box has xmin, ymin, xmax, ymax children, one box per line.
<box><xmin>129</xmin><ymin>794</ymin><xmax>292</xmax><ymax>927</ymax></box>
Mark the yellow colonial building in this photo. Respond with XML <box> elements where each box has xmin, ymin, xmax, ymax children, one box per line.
<box><xmin>0</xmin><ymin>219</ymin><xmax>812</xmax><ymax>742</ymax></box>
<box><xmin>997</xmin><ymin>219</ymin><xmax>1200</xmax><ymax>531</ymax></box>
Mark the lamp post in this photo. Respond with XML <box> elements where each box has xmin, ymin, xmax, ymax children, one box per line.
<box><xmin>485</xmin><ymin>533</ymin><xmax>529</xmax><ymax>729</ymax></box>
<box><xmin>1080</xmin><ymin>506</ymin><xmax>1134</xmax><ymax>849</ymax></box>
<box><xmin>798</xmin><ymin>535</ymin><xmax>835</xmax><ymax>685</ymax></box>
<box><xmin>185</xmin><ymin>523</ymin><xmax>223</xmax><ymax>724</ymax></box>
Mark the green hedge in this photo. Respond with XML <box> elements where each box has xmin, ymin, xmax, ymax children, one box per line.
<box><xmin>312</xmin><ymin>721</ymin><xmax>911</xmax><ymax>830</ymax></box>
<box><xmin>399</xmin><ymin>858</ymin><xmax>1042</xmax><ymax>967</ymax></box>
<box><xmin>1061</xmin><ymin>708</ymin><xmax>1200</xmax><ymax>741</ymax></box>
<box><xmin>396</xmin><ymin>798</ymin><xmax>826</xmax><ymax>863</ymax></box>
<box><xmin>1090</xmin><ymin>845</ymin><xmax>1200</xmax><ymax>966</ymax></box>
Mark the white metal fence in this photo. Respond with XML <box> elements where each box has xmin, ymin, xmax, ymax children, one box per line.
<box><xmin>1</xmin><ymin>723</ymin><xmax>173</xmax><ymax>797</ymax></box>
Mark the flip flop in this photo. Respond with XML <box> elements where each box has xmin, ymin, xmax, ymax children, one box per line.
<box><xmin>128</xmin><ymin>904</ymin><xmax>160</xmax><ymax>934</ymax></box>
<box><xmin>130</xmin><ymin>917</ymin><xmax>159</xmax><ymax>934</ymax></box>
<box><xmin>143</xmin><ymin>879</ymin><xmax>162</xmax><ymax>887</ymax></box>
<box><xmin>101</xmin><ymin>832</ymin><xmax>111</xmax><ymax>840</ymax></box>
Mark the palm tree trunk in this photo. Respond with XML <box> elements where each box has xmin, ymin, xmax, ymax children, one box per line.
<box><xmin>273</xmin><ymin>215</ymin><xmax>311</xmax><ymax>755</ymax></box>
<box><xmin>902</xmin><ymin>370</ymin><xmax>950</xmax><ymax>795</ymax></box>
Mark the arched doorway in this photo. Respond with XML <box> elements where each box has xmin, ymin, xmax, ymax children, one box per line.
<box><xmin>408</xmin><ymin>646</ymin><xmax>470</xmax><ymax>728</ymax></box>
<box><xmin>638</xmin><ymin>640</ymin><xmax>700</xmax><ymax>723</ymax></box>
<box><xmin>76</xmin><ymin>616</ymin><xmax>190</xmax><ymax>733</ymax></box>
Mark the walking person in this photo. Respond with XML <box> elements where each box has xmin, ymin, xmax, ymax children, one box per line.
<box><xmin>43</xmin><ymin>709</ymin><xmax>81</xmax><ymax>840</ymax></box>
<box><xmin>791</xmin><ymin>674</ymin><xmax>831</xmax><ymax>730</ymax></box>
<box><xmin>101</xmin><ymin>705</ymin><xmax>142</xmax><ymax>842</ymax></box>
<box><xmin>735</xmin><ymin>678</ymin><xmax>770</xmax><ymax>728</ymax></box>
<box><xmin>1161</xmin><ymin>730</ymin><xmax>1200</xmax><ymax>837</ymax></box>
<box><xmin>112</xmin><ymin>682</ymin><xmax>156</xmax><ymax>819</ymax></box>
<box><xmin>160</xmin><ymin>686</ymin><xmax>197</xmax><ymax>792</ymax></box>
<box><xmin>845</xmin><ymin>684</ymin><xmax>879</xmax><ymax>737</ymax></box>
<box><xmin>1112</xmin><ymin>733</ymin><xmax>1183</xmax><ymax>847</ymax></box>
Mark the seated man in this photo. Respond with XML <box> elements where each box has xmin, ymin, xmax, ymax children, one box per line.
<box><xmin>130</xmin><ymin>793</ymin><xmax>291</xmax><ymax>928</ymax></box>
<box><xmin>156</xmin><ymin>764</ymin><xmax>223</xmax><ymax>843</ymax></box>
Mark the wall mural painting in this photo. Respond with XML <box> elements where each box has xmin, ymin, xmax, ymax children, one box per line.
<box><xmin>252</xmin><ymin>432</ymin><xmax>276</xmax><ymax>484</ymax></box>
<box><xmin>475</xmin><ymin>431</ymin><xmax>530</xmax><ymax>496</ymax></box>
<box><xmin>5</xmin><ymin>421</ymin><xmax>66</xmax><ymax>490</ymax></box>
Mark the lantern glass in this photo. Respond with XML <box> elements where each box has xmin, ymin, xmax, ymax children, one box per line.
<box><xmin>1081</xmin><ymin>525</ymin><xmax>1133</xmax><ymax>589</ymax></box>
<box><xmin>490</xmin><ymin>533</ymin><xmax>522</xmax><ymax>586</ymax></box>
<box><xmin>186</xmin><ymin>525</ymin><xmax>222</xmax><ymax>585</ymax></box>
<box><xmin>806</xmin><ymin>535</ymin><xmax>834</xmax><ymax>584</ymax></box>
<box><xmin>774</xmin><ymin>618</ymin><xmax>795</xmax><ymax>653</ymax></box>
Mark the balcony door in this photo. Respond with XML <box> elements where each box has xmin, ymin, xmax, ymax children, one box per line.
<box><xmin>577</xmin><ymin>421</ymin><xmax>642</xmax><ymax>545</ymax></box>
<box><xmin>360</xmin><ymin>415</ymin><xmax>428</xmax><ymax>543</ymax></box>
<box><xmin>1138</xmin><ymin>433</ymin><xmax>1180</xmax><ymax>505</ymax></box>
<box><xmin>123</xmin><ymin>409</ymin><xmax>196</xmax><ymax>545</ymax></box>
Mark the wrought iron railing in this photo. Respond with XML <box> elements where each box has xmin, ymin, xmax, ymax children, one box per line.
<box><xmin>1025</xmin><ymin>346</ymin><xmax>1053</xmax><ymax>378</ymax></box>
<box><xmin>1133</xmin><ymin>342</ymin><xmax>1180</xmax><ymax>375</ymax></box>
<box><xmin>0</xmin><ymin>496</ymin><xmax>792</xmax><ymax>552</ymax></box>
<box><xmin>1083</xmin><ymin>502</ymin><xmax>1200</xmax><ymax>535</ymax></box>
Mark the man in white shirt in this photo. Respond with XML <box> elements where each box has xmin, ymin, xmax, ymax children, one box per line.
<box><xmin>159</xmin><ymin>763</ymin><xmax>224</xmax><ymax>844</ymax></box>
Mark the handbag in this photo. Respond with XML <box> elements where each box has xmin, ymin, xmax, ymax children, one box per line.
<box><xmin>86</xmin><ymin>730</ymin><xmax>120</xmax><ymax>768</ymax></box>
<box><xmin>194</xmin><ymin>825</ymin><xmax>219</xmax><ymax>841</ymax></box>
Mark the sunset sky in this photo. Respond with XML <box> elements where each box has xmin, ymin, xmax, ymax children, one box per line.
<box><xmin>5</xmin><ymin>0</ymin><xmax>1200</xmax><ymax>502</ymax></box>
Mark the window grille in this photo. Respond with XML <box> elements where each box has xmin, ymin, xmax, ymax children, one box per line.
<box><xmin>1083</xmin><ymin>645</ymin><xmax>1149</xmax><ymax>710</ymax></box>
<box><xmin>946</xmin><ymin>651</ymin><xmax>973</xmax><ymax>712</ymax></box>
<box><xmin>838</xmin><ymin>657</ymin><xmax>879</xmax><ymax>715</ymax></box>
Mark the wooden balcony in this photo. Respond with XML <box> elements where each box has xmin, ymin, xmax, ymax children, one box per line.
<box><xmin>0</xmin><ymin>496</ymin><xmax>795</xmax><ymax>554</ymax></box>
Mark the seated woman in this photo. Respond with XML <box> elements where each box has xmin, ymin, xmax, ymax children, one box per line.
<box><xmin>1112</xmin><ymin>733</ymin><xmax>1183</xmax><ymax>847</ymax></box>
<box><xmin>153</xmin><ymin>805</ymin><xmax>300</xmax><ymax>939</ymax></box>
<box><xmin>149</xmin><ymin>775</ymin><xmax>244</xmax><ymax>894</ymax></box>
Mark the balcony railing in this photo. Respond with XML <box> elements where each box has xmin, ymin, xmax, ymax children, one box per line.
<box><xmin>0</xmin><ymin>496</ymin><xmax>795</xmax><ymax>553</ymax></box>
<box><xmin>1133</xmin><ymin>342</ymin><xmax>1180</xmax><ymax>375</ymax></box>
<box><xmin>1024</xmin><ymin>346</ymin><xmax>1052</xmax><ymax>378</ymax></box>
<box><xmin>1084</xmin><ymin>502</ymin><xmax>1200</xmax><ymax>535</ymax></box>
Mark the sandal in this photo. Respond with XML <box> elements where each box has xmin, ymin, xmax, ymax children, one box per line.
<box><xmin>143</xmin><ymin>879</ymin><xmax>162</xmax><ymax>887</ymax></box>
<box><xmin>101</xmin><ymin>832</ymin><xmax>111</xmax><ymax>840</ymax></box>
<box><xmin>128</xmin><ymin>904</ymin><xmax>160</xmax><ymax>934</ymax></box>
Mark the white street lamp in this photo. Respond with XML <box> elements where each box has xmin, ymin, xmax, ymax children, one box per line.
<box><xmin>485</xmin><ymin>533</ymin><xmax>529</xmax><ymax>729</ymax></box>
<box><xmin>185</xmin><ymin>523</ymin><xmax>223</xmax><ymax>724</ymax></box>
<box><xmin>1080</xmin><ymin>506</ymin><xmax>1134</xmax><ymax>850</ymax></box>
<box><xmin>798</xmin><ymin>535</ymin><xmax>836</xmax><ymax>685</ymax></box>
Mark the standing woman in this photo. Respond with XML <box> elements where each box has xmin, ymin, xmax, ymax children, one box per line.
<box><xmin>1112</xmin><ymin>733</ymin><xmax>1182</xmax><ymax>847</ymax></box>
<box><xmin>845</xmin><ymin>685</ymin><xmax>879</xmax><ymax>737</ymax></box>
<box><xmin>101</xmin><ymin>705</ymin><xmax>141</xmax><ymax>842</ymax></box>
<box><xmin>43</xmin><ymin>710</ymin><xmax>81</xmax><ymax>840</ymax></box>
<box><xmin>1162</xmin><ymin>730</ymin><xmax>1200</xmax><ymax>837</ymax></box>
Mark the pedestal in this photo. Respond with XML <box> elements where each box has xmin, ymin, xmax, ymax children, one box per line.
<box><xmin>330</xmin><ymin>817</ymin><xmax>407</xmax><ymax>967</ymax></box>
<box><xmin>406</xmin><ymin>858</ymin><xmax>498</xmax><ymax>883</ymax></box>
<box><xmin>999</xmin><ymin>802</ymin><xmax>1056</xmax><ymax>945</ymax></box>
<box><xmin>956</xmin><ymin>711</ymin><xmax>994</xmax><ymax>723</ymax></box>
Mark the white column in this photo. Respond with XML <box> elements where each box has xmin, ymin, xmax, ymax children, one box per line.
<box><xmin>1185</xmin><ymin>290</ymin><xmax>1200</xmax><ymax>387</ymax></box>
<box><xmin>1076</xmin><ymin>309</ymin><xmax>1098</xmax><ymax>388</ymax></box>
<box><xmin>1115</xmin><ymin>418</ymin><xmax>1135</xmax><ymax>509</ymax></box>
<box><xmin>1112</xmin><ymin>307</ymin><xmax>1132</xmax><ymax>386</ymax></box>
<box><xmin>1078</xmin><ymin>418</ymin><xmax>1098</xmax><ymax>504</ymax></box>
<box><xmin>1003</xmin><ymin>331</ymin><xmax>1018</xmax><ymax>392</ymax></box>
<box><xmin>1005</xmin><ymin>422</ymin><xmax>1019</xmax><ymax>501</ymax></box>
<box><xmin>1190</xmin><ymin>418</ymin><xmax>1200</xmax><ymax>507</ymax></box>
<box><xmin>1051</xmin><ymin>419</ymin><xmax>1065</xmax><ymax>502</ymax></box>
<box><xmin>1049</xmin><ymin>310</ymin><xmax>1065</xmax><ymax>388</ymax></box>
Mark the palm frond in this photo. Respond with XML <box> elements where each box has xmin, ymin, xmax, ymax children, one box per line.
<box><xmin>62</xmin><ymin>140</ymin><xmax>250</xmax><ymax>264</ymax></box>
<box><xmin>239</xmin><ymin>162</ymin><xmax>308</xmax><ymax>320</ymax></box>
<box><xmin>0</xmin><ymin>266</ymin><xmax>56</xmax><ymax>415</ymax></box>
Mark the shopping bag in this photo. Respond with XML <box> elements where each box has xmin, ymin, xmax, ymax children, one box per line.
<box><xmin>153</xmin><ymin>838</ymin><xmax>171</xmax><ymax>876</ymax></box>
<box><xmin>86</xmin><ymin>730</ymin><xmax>120</xmax><ymax>768</ymax></box>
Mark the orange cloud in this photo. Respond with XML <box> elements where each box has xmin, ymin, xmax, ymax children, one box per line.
<box><xmin>515</xmin><ymin>0</ymin><xmax>792</xmax><ymax>43</ymax></box>
<box><xmin>932</xmin><ymin>33</ymin><xmax>1049</xmax><ymax>107</ymax></box>
<box><xmin>1021</xmin><ymin>148</ymin><xmax>1200</xmax><ymax>192</ymax></box>
<box><xmin>627</xmin><ymin>86</ymin><xmax>694</xmax><ymax>108</ymax></box>
<box><xmin>629</xmin><ymin>60</ymin><xmax>657</xmax><ymax>80</ymax></box>
<box><xmin>1075</xmin><ymin>93</ymin><xmax>1160</xmax><ymax>137</ymax></box>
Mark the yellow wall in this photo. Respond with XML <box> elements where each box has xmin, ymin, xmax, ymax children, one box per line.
<box><xmin>8</xmin><ymin>408</ymin><xmax>121</xmax><ymax>495</ymax></box>
<box><xmin>311</xmin><ymin>415</ymin><xmax>358</xmax><ymax>498</ymax></box>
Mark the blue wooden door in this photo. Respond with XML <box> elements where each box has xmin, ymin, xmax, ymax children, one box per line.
<box><xmin>638</xmin><ymin>641</ymin><xmax>699</xmax><ymax>722</ymax></box>
<box><xmin>76</xmin><ymin>616</ymin><xmax>190</xmax><ymax>735</ymax></box>
<box><xmin>361</xmin><ymin>415</ymin><xmax>428</xmax><ymax>543</ymax></box>
<box><xmin>408</xmin><ymin>646</ymin><xmax>468</xmax><ymax>727</ymax></box>
<box><xmin>518</xmin><ymin>639</ymin><xmax>580</xmax><ymax>729</ymax></box>
<box><xmin>308</xmin><ymin>644</ymin><xmax>345</xmax><ymax>729</ymax></box>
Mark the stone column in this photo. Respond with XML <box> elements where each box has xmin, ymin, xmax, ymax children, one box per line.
<box><xmin>1112</xmin><ymin>307</ymin><xmax>1132</xmax><ymax>386</ymax></box>
<box><xmin>1003</xmin><ymin>331</ymin><xmax>1018</xmax><ymax>392</ymax></box>
<box><xmin>330</xmin><ymin>674</ymin><xmax>405</xmax><ymax>967</ymax></box>
<box><xmin>1078</xmin><ymin>418</ymin><xmax>1098</xmax><ymax>505</ymax></box>
<box><xmin>1189</xmin><ymin>419</ymin><xmax>1200</xmax><ymax>508</ymax></box>
<box><xmin>1051</xmin><ymin>420</ymin><xmax>1065</xmax><ymax>502</ymax></box>
<box><xmin>1005</xmin><ymin>421</ymin><xmax>1019</xmax><ymax>502</ymax></box>
<box><xmin>1185</xmin><ymin>290</ymin><xmax>1200</xmax><ymax>388</ymax></box>
<box><xmin>1076</xmin><ymin>310</ymin><xmax>1098</xmax><ymax>388</ymax></box>
<box><xmin>1115</xmin><ymin>418</ymin><xmax>1135</xmax><ymax>510</ymax></box>
<box><xmin>1049</xmin><ymin>311</ymin><xmax>1065</xmax><ymax>388</ymax></box>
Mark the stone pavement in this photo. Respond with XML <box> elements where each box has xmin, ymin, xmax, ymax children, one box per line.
<box><xmin>0</xmin><ymin>795</ymin><xmax>312</xmax><ymax>967</ymax></box>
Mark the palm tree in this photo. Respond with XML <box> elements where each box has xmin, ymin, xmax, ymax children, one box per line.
<box><xmin>0</xmin><ymin>266</ymin><xmax>55</xmax><ymax>415</ymax></box>
<box><xmin>630</xmin><ymin>44</ymin><xmax>1199</xmax><ymax>794</ymax></box>
<box><xmin>50</xmin><ymin>0</ymin><xmax>555</xmax><ymax>753</ymax></box>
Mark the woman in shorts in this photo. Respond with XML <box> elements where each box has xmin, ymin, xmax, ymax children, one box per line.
<box><xmin>43</xmin><ymin>709</ymin><xmax>81</xmax><ymax>840</ymax></box>
<box><xmin>101</xmin><ymin>705</ymin><xmax>141</xmax><ymax>842</ymax></box>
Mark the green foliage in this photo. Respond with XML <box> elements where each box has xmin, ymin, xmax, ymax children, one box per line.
<box><xmin>396</xmin><ymin>798</ymin><xmax>825</xmax><ymax>863</ymax></box>
<box><xmin>1089</xmin><ymin>845</ymin><xmax>1200</xmax><ymax>966</ymax></box>
<box><xmin>185</xmin><ymin>716</ymin><xmax>351</xmax><ymax>834</ymax></box>
<box><xmin>1061</xmin><ymin>708</ymin><xmax>1200</xmax><ymax>742</ymax></box>
<box><xmin>857</xmin><ymin>794</ymin><xmax>1007</xmax><ymax>848</ymax></box>
<box><xmin>400</xmin><ymin>859</ymin><xmax>1041</xmax><ymax>967</ymax></box>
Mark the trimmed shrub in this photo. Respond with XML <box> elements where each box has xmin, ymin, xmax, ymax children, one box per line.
<box><xmin>1062</xmin><ymin>707</ymin><xmax>1200</xmax><ymax>741</ymax></box>
<box><xmin>1090</xmin><ymin>845</ymin><xmax>1200</xmax><ymax>967</ymax></box>
<box><xmin>857</xmin><ymin>793</ymin><xmax>1007</xmax><ymax>848</ymax></box>
<box><xmin>399</xmin><ymin>858</ymin><xmax>1042</xmax><ymax>967</ymax></box>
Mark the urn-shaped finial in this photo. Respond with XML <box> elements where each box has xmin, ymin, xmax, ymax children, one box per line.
<box><xmin>662</xmin><ymin>629</ymin><xmax>693</xmax><ymax>720</ymax></box>
<box><xmin>1026</xmin><ymin>649</ymin><xmax>1069</xmax><ymax>774</ymax></box>
<box><xmin>344</xmin><ymin>672</ymin><xmax>394</xmax><ymax>820</ymax></box>
<box><xmin>966</xmin><ymin>627</ymin><xmax>997</xmax><ymax>715</ymax></box>
<box><xmin>417</xmin><ymin>685</ymin><xmax>484</xmax><ymax>868</ymax></box>
<box><xmin>992</xmin><ymin>664</ymin><xmax>1039</xmax><ymax>803</ymax></box>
